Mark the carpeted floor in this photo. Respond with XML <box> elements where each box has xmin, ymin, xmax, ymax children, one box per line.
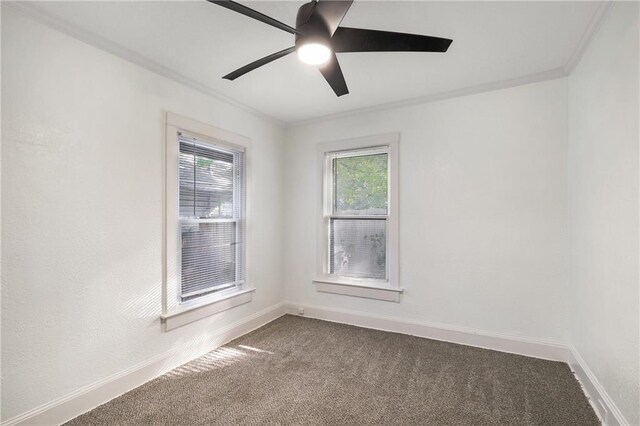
<box><xmin>66</xmin><ymin>315</ymin><xmax>599</xmax><ymax>425</ymax></box>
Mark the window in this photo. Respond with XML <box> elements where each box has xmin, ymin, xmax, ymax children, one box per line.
<box><xmin>178</xmin><ymin>135</ymin><xmax>245</xmax><ymax>302</ymax></box>
<box><xmin>163</xmin><ymin>113</ymin><xmax>253</xmax><ymax>331</ymax></box>
<box><xmin>328</xmin><ymin>147</ymin><xmax>388</xmax><ymax>280</ymax></box>
<box><xmin>315</xmin><ymin>134</ymin><xmax>401</xmax><ymax>302</ymax></box>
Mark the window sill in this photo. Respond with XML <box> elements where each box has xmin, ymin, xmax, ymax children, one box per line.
<box><xmin>313</xmin><ymin>278</ymin><xmax>402</xmax><ymax>302</ymax></box>
<box><xmin>161</xmin><ymin>287</ymin><xmax>255</xmax><ymax>331</ymax></box>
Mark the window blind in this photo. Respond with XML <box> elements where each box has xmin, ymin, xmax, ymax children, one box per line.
<box><xmin>178</xmin><ymin>134</ymin><xmax>245</xmax><ymax>301</ymax></box>
<box><xmin>179</xmin><ymin>141</ymin><xmax>235</xmax><ymax>218</ymax></box>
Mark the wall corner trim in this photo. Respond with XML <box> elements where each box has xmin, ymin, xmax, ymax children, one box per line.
<box><xmin>568</xmin><ymin>346</ymin><xmax>629</xmax><ymax>426</ymax></box>
<box><xmin>1</xmin><ymin>302</ymin><xmax>287</xmax><ymax>426</ymax></box>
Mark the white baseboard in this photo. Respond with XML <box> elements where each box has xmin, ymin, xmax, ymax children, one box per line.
<box><xmin>568</xmin><ymin>346</ymin><xmax>628</xmax><ymax>426</ymax></box>
<box><xmin>285</xmin><ymin>301</ymin><xmax>629</xmax><ymax>426</ymax></box>
<box><xmin>285</xmin><ymin>302</ymin><xmax>570</xmax><ymax>361</ymax></box>
<box><xmin>2</xmin><ymin>302</ymin><xmax>286</xmax><ymax>426</ymax></box>
<box><xmin>5</xmin><ymin>301</ymin><xmax>628</xmax><ymax>426</ymax></box>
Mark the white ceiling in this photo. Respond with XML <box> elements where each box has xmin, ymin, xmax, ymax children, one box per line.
<box><xmin>26</xmin><ymin>1</ymin><xmax>604</xmax><ymax>123</ymax></box>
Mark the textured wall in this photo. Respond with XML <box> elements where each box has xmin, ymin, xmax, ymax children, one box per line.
<box><xmin>285</xmin><ymin>78</ymin><xmax>569</xmax><ymax>342</ymax></box>
<box><xmin>1</xmin><ymin>8</ymin><xmax>285</xmax><ymax>420</ymax></box>
<box><xmin>567</xmin><ymin>3</ymin><xmax>639</xmax><ymax>424</ymax></box>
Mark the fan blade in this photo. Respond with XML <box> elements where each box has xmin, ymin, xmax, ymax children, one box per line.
<box><xmin>208</xmin><ymin>0</ymin><xmax>299</xmax><ymax>35</ymax></box>
<box><xmin>223</xmin><ymin>47</ymin><xmax>296</xmax><ymax>80</ymax></box>
<box><xmin>332</xmin><ymin>27</ymin><xmax>452</xmax><ymax>53</ymax></box>
<box><xmin>313</xmin><ymin>0</ymin><xmax>353</xmax><ymax>36</ymax></box>
<box><xmin>319</xmin><ymin>53</ymin><xmax>349</xmax><ymax>97</ymax></box>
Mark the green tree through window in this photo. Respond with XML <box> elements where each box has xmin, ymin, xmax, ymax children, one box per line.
<box><xmin>333</xmin><ymin>153</ymin><xmax>388</xmax><ymax>215</ymax></box>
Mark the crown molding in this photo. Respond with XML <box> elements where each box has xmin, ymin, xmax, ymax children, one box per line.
<box><xmin>4</xmin><ymin>1</ymin><xmax>285</xmax><ymax>128</ymax></box>
<box><xmin>287</xmin><ymin>67</ymin><xmax>567</xmax><ymax>128</ymax></box>
<box><xmin>563</xmin><ymin>1</ymin><xmax>613</xmax><ymax>74</ymax></box>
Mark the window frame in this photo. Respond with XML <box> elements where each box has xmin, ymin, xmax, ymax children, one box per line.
<box><xmin>162</xmin><ymin>112</ymin><xmax>253</xmax><ymax>331</ymax></box>
<box><xmin>314</xmin><ymin>133</ymin><xmax>401</xmax><ymax>302</ymax></box>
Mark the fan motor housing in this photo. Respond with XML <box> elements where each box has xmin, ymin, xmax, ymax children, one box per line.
<box><xmin>295</xmin><ymin>2</ymin><xmax>331</xmax><ymax>50</ymax></box>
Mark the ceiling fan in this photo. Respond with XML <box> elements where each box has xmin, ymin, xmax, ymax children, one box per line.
<box><xmin>208</xmin><ymin>0</ymin><xmax>453</xmax><ymax>97</ymax></box>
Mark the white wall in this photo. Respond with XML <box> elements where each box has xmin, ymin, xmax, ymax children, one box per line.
<box><xmin>567</xmin><ymin>3</ymin><xmax>639</xmax><ymax>424</ymax></box>
<box><xmin>1</xmin><ymin>7</ymin><xmax>285</xmax><ymax>420</ymax></box>
<box><xmin>285</xmin><ymin>78</ymin><xmax>569</xmax><ymax>343</ymax></box>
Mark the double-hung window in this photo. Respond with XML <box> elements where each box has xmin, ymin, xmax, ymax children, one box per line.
<box><xmin>163</xmin><ymin>113</ymin><xmax>253</xmax><ymax>331</ymax></box>
<box><xmin>328</xmin><ymin>147</ymin><xmax>388</xmax><ymax>279</ymax></box>
<box><xmin>178</xmin><ymin>134</ymin><xmax>245</xmax><ymax>301</ymax></box>
<box><xmin>315</xmin><ymin>134</ymin><xmax>401</xmax><ymax>302</ymax></box>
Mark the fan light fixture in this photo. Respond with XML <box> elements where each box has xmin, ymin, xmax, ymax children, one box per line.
<box><xmin>297</xmin><ymin>42</ymin><xmax>331</xmax><ymax>65</ymax></box>
<box><xmin>209</xmin><ymin>0</ymin><xmax>453</xmax><ymax>97</ymax></box>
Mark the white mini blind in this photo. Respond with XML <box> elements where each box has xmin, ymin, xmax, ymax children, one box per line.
<box><xmin>326</xmin><ymin>146</ymin><xmax>389</xmax><ymax>281</ymax></box>
<box><xmin>178</xmin><ymin>134</ymin><xmax>245</xmax><ymax>302</ymax></box>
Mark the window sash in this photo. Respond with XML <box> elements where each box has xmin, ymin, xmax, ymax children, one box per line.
<box><xmin>326</xmin><ymin>216</ymin><xmax>389</xmax><ymax>281</ymax></box>
<box><xmin>178</xmin><ymin>133</ymin><xmax>245</xmax><ymax>302</ymax></box>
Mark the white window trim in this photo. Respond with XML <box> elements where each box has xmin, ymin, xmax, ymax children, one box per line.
<box><xmin>162</xmin><ymin>112</ymin><xmax>253</xmax><ymax>331</ymax></box>
<box><xmin>313</xmin><ymin>133</ymin><xmax>401</xmax><ymax>302</ymax></box>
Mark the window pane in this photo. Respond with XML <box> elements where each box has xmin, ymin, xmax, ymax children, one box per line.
<box><xmin>333</xmin><ymin>152</ymin><xmax>388</xmax><ymax>215</ymax></box>
<box><xmin>181</xmin><ymin>222</ymin><xmax>237</xmax><ymax>300</ymax></box>
<box><xmin>180</xmin><ymin>141</ymin><xmax>234</xmax><ymax>218</ymax></box>
<box><xmin>330</xmin><ymin>218</ymin><xmax>386</xmax><ymax>279</ymax></box>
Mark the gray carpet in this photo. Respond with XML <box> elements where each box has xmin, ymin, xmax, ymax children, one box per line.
<box><xmin>66</xmin><ymin>315</ymin><xmax>599</xmax><ymax>425</ymax></box>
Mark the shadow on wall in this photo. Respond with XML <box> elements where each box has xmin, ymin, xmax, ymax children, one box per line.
<box><xmin>121</xmin><ymin>284</ymin><xmax>163</xmax><ymax>319</ymax></box>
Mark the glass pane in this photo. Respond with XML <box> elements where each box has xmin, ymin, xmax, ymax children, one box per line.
<box><xmin>330</xmin><ymin>218</ymin><xmax>386</xmax><ymax>279</ymax></box>
<box><xmin>181</xmin><ymin>222</ymin><xmax>237</xmax><ymax>299</ymax></box>
<box><xmin>333</xmin><ymin>152</ymin><xmax>388</xmax><ymax>215</ymax></box>
<box><xmin>179</xmin><ymin>142</ymin><xmax>234</xmax><ymax>218</ymax></box>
